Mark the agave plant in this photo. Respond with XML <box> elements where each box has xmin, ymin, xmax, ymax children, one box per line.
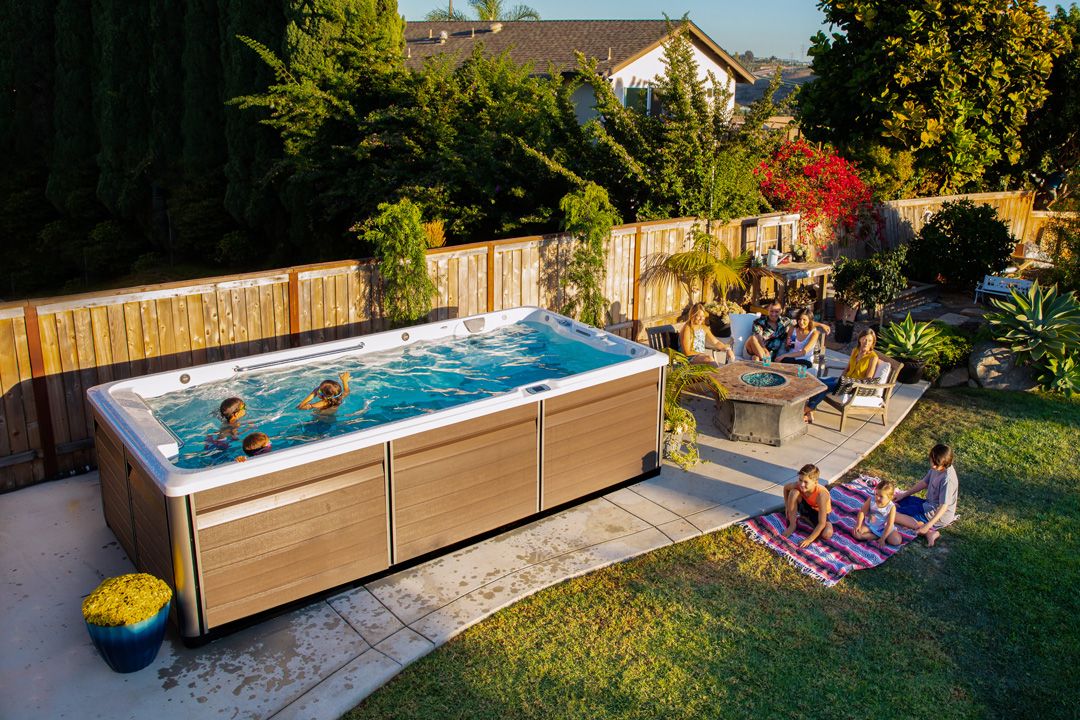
<box><xmin>1035</xmin><ymin>352</ymin><xmax>1080</xmax><ymax>398</ymax></box>
<box><xmin>662</xmin><ymin>350</ymin><xmax>727</xmax><ymax>467</ymax></box>
<box><xmin>641</xmin><ymin>227</ymin><xmax>748</xmax><ymax>306</ymax></box>
<box><xmin>986</xmin><ymin>281</ymin><xmax>1080</xmax><ymax>365</ymax></box>
<box><xmin>876</xmin><ymin>314</ymin><xmax>948</xmax><ymax>361</ymax></box>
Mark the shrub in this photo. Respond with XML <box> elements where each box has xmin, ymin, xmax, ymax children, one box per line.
<box><xmin>922</xmin><ymin>324</ymin><xmax>975</xmax><ymax>382</ymax></box>
<box><xmin>906</xmin><ymin>199</ymin><xmax>1015</xmax><ymax>288</ymax></box>
<box><xmin>1046</xmin><ymin>214</ymin><xmax>1080</xmax><ymax>293</ymax></box>
<box><xmin>831</xmin><ymin>246</ymin><xmax>908</xmax><ymax>316</ymax></box>
<box><xmin>363</xmin><ymin>199</ymin><xmax>436</xmax><ymax>327</ymax></box>
<box><xmin>559</xmin><ymin>183</ymin><xmax>620</xmax><ymax>327</ymax></box>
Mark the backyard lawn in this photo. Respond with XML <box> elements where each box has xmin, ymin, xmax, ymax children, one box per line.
<box><xmin>346</xmin><ymin>388</ymin><xmax>1079</xmax><ymax>720</ymax></box>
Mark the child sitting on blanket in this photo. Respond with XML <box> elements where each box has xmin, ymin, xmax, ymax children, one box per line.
<box><xmin>853</xmin><ymin>479</ymin><xmax>902</xmax><ymax>547</ymax></box>
<box><xmin>893</xmin><ymin>444</ymin><xmax>959</xmax><ymax>547</ymax></box>
<box><xmin>781</xmin><ymin>464</ymin><xmax>834</xmax><ymax>548</ymax></box>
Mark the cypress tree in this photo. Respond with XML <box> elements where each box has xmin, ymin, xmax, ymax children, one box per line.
<box><xmin>46</xmin><ymin>0</ymin><xmax>100</xmax><ymax>218</ymax></box>
<box><xmin>181</xmin><ymin>0</ymin><xmax>227</xmax><ymax>177</ymax></box>
<box><xmin>218</xmin><ymin>0</ymin><xmax>285</xmax><ymax>234</ymax></box>
<box><xmin>0</xmin><ymin>0</ymin><xmax>55</xmax><ymax>180</ymax></box>
<box><xmin>148</xmin><ymin>0</ymin><xmax>185</xmax><ymax>181</ymax></box>
<box><xmin>91</xmin><ymin>0</ymin><xmax>152</xmax><ymax>218</ymax></box>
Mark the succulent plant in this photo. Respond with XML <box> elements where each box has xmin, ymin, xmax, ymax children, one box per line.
<box><xmin>877</xmin><ymin>313</ymin><xmax>948</xmax><ymax>361</ymax></box>
<box><xmin>1035</xmin><ymin>352</ymin><xmax>1080</xmax><ymax>397</ymax></box>
<box><xmin>986</xmin><ymin>281</ymin><xmax>1080</xmax><ymax>365</ymax></box>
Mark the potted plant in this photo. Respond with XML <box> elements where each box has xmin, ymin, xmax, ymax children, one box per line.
<box><xmin>663</xmin><ymin>350</ymin><xmax>727</xmax><ymax>468</ymax></box>
<box><xmin>82</xmin><ymin>573</ymin><xmax>172</xmax><ymax>673</ymax></box>
<box><xmin>877</xmin><ymin>313</ymin><xmax>948</xmax><ymax>383</ymax></box>
<box><xmin>830</xmin><ymin>256</ymin><xmax>861</xmax><ymax>341</ymax></box>
<box><xmin>702</xmin><ymin>298</ymin><xmax>744</xmax><ymax>337</ymax></box>
<box><xmin>785</xmin><ymin>284</ymin><xmax>816</xmax><ymax>317</ymax></box>
<box><xmin>790</xmin><ymin>241</ymin><xmax>810</xmax><ymax>263</ymax></box>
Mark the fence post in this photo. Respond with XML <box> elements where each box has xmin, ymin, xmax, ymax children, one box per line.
<box><xmin>288</xmin><ymin>270</ymin><xmax>300</xmax><ymax>347</ymax></box>
<box><xmin>22</xmin><ymin>304</ymin><xmax>59</xmax><ymax>479</ymax></box>
<box><xmin>631</xmin><ymin>225</ymin><xmax>644</xmax><ymax>338</ymax></box>
<box><xmin>486</xmin><ymin>242</ymin><xmax>495</xmax><ymax>313</ymax></box>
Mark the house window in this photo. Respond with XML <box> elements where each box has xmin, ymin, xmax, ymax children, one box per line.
<box><xmin>624</xmin><ymin>87</ymin><xmax>650</xmax><ymax>114</ymax></box>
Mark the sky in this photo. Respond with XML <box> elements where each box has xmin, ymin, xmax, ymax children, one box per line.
<box><xmin>396</xmin><ymin>0</ymin><xmax>1067</xmax><ymax>61</ymax></box>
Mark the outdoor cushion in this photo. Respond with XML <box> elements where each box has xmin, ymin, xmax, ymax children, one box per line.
<box><xmin>729</xmin><ymin>313</ymin><xmax>759</xmax><ymax>360</ymax></box>
<box><xmin>848</xmin><ymin>394</ymin><xmax>885</xmax><ymax>408</ymax></box>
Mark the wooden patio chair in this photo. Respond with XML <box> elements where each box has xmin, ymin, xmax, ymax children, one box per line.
<box><xmin>820</xmin><ymin>352</ymin><xmax>900</xmax><ymax>432</ymax></box>
<box><xmin>646</xmin><ymin>324</ymin><xmax>680</xmax><ymax>353</ymax></box>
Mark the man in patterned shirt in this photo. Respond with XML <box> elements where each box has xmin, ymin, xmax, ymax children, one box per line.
<box><xmin>744</xmin><ymin>300</ymin><xmax>792</xmax><ymax>361</ymax></box>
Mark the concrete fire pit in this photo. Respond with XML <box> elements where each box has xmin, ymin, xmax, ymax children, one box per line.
<box><xmin>712</xmin><ymin>361</ymin><xmax>825</xmax><ymax>446</ymax></box>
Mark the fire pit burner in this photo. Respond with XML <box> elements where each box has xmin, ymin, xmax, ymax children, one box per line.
<box><xmin>739</xmin><ymin>371</ymin><xmax>787</xmax><ymax>388</ymax></box>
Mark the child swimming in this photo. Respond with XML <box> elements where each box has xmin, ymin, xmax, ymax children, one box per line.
<box><xmin>297</xmin><ymin>372</ymin><xmax>351</xmax><ymax>416</ymax></box>
<box><xmin>234</xmin><ymin>432</ymin><xmax>272</xmax><ymax>462</ymax></box>
<box><xmin>205</xmin><ymin>397</ymin><xmax>248</xmax><ymax>450</ymax></box>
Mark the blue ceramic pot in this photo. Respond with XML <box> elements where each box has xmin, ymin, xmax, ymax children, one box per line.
<box><xmin>85</xmin><ymin>602</ymin><xmax>170</xmax><ymax>673</ymax></box>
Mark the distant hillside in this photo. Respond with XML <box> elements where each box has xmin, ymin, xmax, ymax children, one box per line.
<box><xmin>735</xmin><ymin>65</ymin><xmax>815</xmax><ymax>108</ymax></box>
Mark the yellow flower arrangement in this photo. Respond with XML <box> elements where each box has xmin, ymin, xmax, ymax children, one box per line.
<box><xmin>82</xmin><ymin>573</ymin><xmax>172</xmax><ymax>626</ymax></box>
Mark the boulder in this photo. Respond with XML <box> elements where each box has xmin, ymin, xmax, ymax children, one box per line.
<box><xmin>937</xmin><ymin>367</ymin><xmax>969</xmax><ymax>388</ymax></box>
<box><xmin>968</xmin><ymin>342</ymin><xmax>1038</xmax><ymax>391</ymax></box>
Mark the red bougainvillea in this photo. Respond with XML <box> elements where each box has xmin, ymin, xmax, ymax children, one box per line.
<box><xmin>755</xmin><ymin>140</ymin><xmax>874</xmax><ymax>235</ymax></box>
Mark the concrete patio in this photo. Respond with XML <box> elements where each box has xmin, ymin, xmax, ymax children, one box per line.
<box><xmin>0</xmin><ymin>361</ymin><xmax>927</xmax><ymax>720</ymax></box>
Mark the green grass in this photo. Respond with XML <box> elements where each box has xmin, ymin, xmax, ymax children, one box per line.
<box><xmin>345</xmin><ymin>389</ymin><xmax>1080</xmax><ymax>720</ymax></box>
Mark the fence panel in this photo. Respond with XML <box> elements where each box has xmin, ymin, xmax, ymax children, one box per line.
<box><xmin>0</xmin><ymin>307</ymin><xmax>41</xmax><ymax>490</ymax></box>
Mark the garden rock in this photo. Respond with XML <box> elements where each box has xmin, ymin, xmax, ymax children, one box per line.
<box><xmin>968</xmin><ymin>342</ymin><xmax>1038</xmax><ymax>391</ymax></box>
<box><xmin>937</xmin><ymin>367</ymin><xmax>969</xmax><ymax>388</ymax></box>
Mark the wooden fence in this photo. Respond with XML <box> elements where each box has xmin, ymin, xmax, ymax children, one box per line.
<box><xmin>0</xmin><ymin>190</ymin><xmax>1049</xmax><ymax>491</ymax></box>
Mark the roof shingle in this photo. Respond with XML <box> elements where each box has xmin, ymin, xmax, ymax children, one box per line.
<box><xmin>403</xmin><ymin>20</ymin><xmax>753</xmax><ymax>83</ymax></box>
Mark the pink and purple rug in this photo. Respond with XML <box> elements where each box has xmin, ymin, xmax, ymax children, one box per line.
<box><xmin>739</xmin><ymin>474</ymin><xmax>917</xmax><ymax>587</ymax></box>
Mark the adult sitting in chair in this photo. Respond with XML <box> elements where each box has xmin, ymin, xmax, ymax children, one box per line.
<box><xmin>680</xmin><ymin>302</ymin><xmax>736</xmax><ymax>366</ymax></box>
<box><xmin>804</xmin><ymin>327</ymin><xmax>880</xmax><ymax>424</ymax></box>
<box><xmin>745</xmin><ymin>300</ymin><xmax>833</xmax><ymax>362</ymax></box>
<box><xmin>775</xmin><ymin>309</ymin><xmax>819</xmax><ymax>368</ymax></box>
<box><xmin>743</xmin><ymin>301</ymin><xmax>792</xmax><ymax>362</ymax></box>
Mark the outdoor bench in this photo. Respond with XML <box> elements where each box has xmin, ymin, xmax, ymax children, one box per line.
<box><xmin>974</xmin><ymin>274</ymin><xmax>1033</xmax><ymax>303</ymax></box>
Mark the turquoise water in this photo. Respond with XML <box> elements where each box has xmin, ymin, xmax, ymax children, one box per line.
<box><xmin>146</xmin><ymin>321</ymin><xmax>626</xmax><ymax>469</ymax></box>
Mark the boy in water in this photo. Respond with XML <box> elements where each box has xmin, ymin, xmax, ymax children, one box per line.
<box><xmin>235</xmin><ymin>432</ymin><xmax>271</xmax><ymax>462</ymax></box>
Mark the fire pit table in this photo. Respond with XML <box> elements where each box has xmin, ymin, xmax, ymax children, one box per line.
<box><xmin>712</xmin><ymin>361</ymin><xmax>825</xmax><ymax>446</ymax></box>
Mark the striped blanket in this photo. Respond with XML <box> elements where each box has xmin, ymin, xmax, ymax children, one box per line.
<box><xmin>739</xmin><ymin>475</ymin><xmax>916</xmax><ymax>587</ymax></box>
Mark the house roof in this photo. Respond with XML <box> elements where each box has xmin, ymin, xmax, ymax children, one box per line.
<box><xmin>403</xmin><ymin>20</ymin><xmax>755</xmax><ymax>84</ymax></box>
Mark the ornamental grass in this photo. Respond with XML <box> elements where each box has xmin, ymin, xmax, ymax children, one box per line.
<box><xmin>82</xmin><ymin>573</ymin><xmax>172</xmax><ymax>626</ymax></box>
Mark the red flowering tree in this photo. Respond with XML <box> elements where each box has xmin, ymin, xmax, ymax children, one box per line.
<box><xmin>755</xmin><ymin>140</ymin><xmax>880</xmax><ymax>254</ymax></box>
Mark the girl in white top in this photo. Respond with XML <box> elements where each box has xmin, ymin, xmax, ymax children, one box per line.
<box><xmin>679</xmin><ymin>302</ymin><xmax>736</xmax><ymax>366</ymax></box>
<box><xmin>776</xmin><ymin>309</ymin><xmax>819</xmax><ymax>367</ymax></box>
<box><xmin>853</xmin><ymin>479</ymin><xmax>901</xmax><ymax>547</ymax></box>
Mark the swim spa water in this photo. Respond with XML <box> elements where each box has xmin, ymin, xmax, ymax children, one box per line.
<box><xmin>146</xmin><ymin>321</ymin><xmax>626</xmax><ymax>468</ymax></box>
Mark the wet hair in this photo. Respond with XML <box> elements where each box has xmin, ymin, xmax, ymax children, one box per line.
<box><xmin>242</xmin><ymin>432</ymin><xmax>270</xmax><ymax>456</ymax></box>
<box><xmin>220</xmin><ymin>397</ymin><xmax>245</xmax><ymax>422</ymax></box>
<box><xmin>857</xmin><ymin>327</ymin><xmax>877</xmax><ymax>350</ymax></box>
<box><xmin>929</xmin><ymin>444</ymin><xmax>954</xmax><ymax>469</ymax></box>
<box><xmin>798</xmin><ymin>464</ymin><xmax>820</xmax><ymax>484</ymax></box>
<box><xmin>876</xmin><ymin>479</ymin><xmax>895</xmax><ymax>497</ymax></box>
<box><xmin>317</xmin><ymin>380</ymin><xmax>344</xmax><ymax>408</ymax></box>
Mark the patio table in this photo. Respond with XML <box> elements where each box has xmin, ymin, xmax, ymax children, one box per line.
<box><xmin>712</xmin><ymin>360</ymin><xmax>824</xmax><ymax>446</ymax></box>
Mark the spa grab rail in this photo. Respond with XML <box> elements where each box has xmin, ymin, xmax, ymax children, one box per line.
<box><xmin>232</xmin><ymin>341</ymin><xmax>366</xmax><ymax>373</ymax></box>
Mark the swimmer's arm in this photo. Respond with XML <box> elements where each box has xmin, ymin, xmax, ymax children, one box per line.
<box><xmin>297</xmin><ymin>390</ymin><xmax>319</xmax><ymax>410</ymax></box>
<box><xmin>339</xmin><ymin>371</ymin><xmax>351</xmax><ymax>399</ymax></box>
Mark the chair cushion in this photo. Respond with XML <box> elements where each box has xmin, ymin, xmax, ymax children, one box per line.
<box><xmin>729</xmin><ymin>313</ymin><xmax>759</xmax><ymax>360</ymax></box>
<box><xmin>849</xmin><ymin>395</ymin><xmax>885</xmax><ymax>408</ymax></box>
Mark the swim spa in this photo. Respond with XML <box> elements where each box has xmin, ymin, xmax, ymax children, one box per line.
<box><xmin>88</xmin><ymin>307</ymin><xmax>667</xmax><ymax>641</ymax></box>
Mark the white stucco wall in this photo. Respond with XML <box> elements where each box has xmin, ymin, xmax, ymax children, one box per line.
<box><xmin>610</xmin><ymin>41</ymin><xmax>737</xmax><ymax>114</ymax></box>
<box><xmin>570</xmin><ymin>39</ymin><xmax>738</xmax><ymax>123</ymax></box>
